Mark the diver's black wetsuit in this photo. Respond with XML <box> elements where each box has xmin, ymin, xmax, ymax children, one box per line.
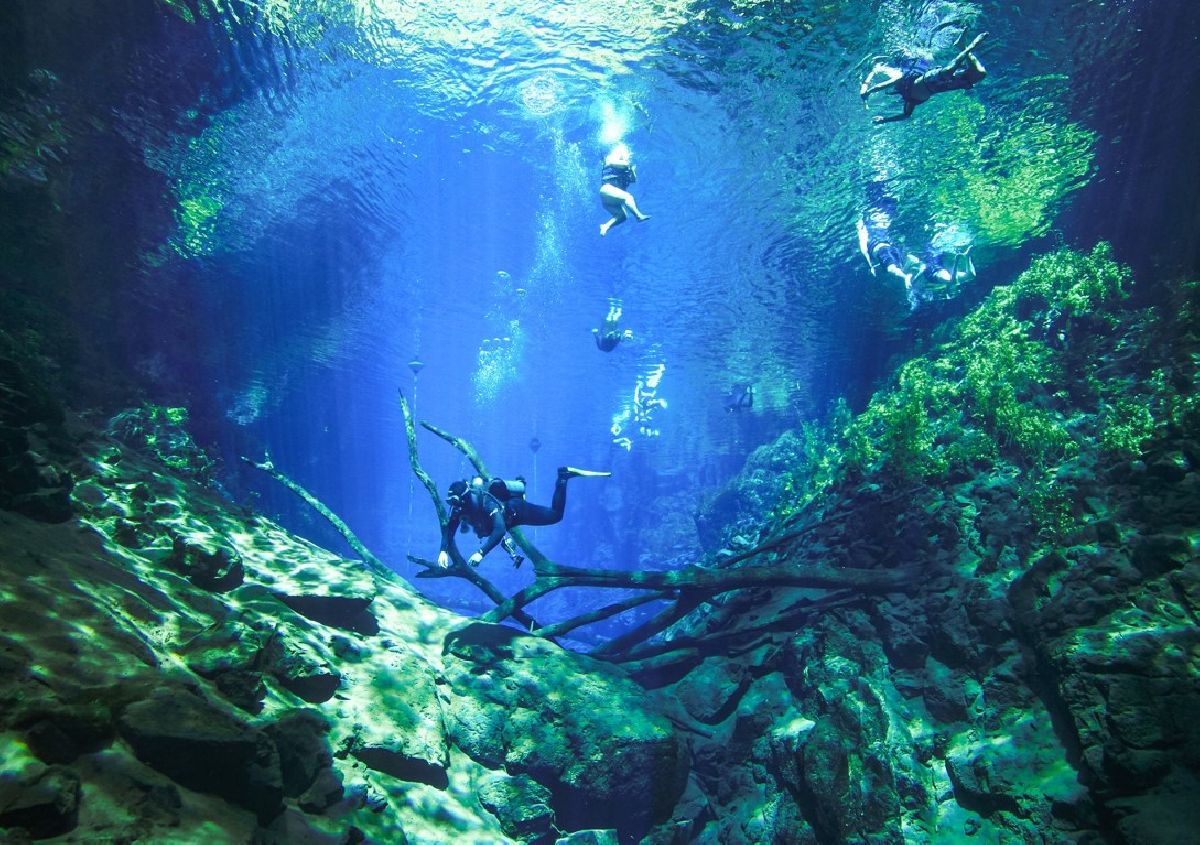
<box><xmin>443</xmin><ymin>476</ymin><xmax>569</xmax><ymax>558</ymax></box>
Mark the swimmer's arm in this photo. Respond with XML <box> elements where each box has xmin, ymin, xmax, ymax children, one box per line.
<box><xmin>860</xmin><ymin>76</ymin><xmax>900</xmax><ymax>103</ymax></box>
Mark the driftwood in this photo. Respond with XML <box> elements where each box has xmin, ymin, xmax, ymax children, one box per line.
<box><xmin>241</xmin><ymin>455</ymin><xmax>392</xmax><ymax>578</ymax></box>
<box><xmin>398</xmin><ymin>390</ymin><xmax>922</xmax><ymax>663</ymax></box>
<box><xmin>248</xmin><ymin>390</ymin><xmax>925</xmax><ymax>667</ymax></box>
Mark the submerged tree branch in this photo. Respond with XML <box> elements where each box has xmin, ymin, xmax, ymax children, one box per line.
<box><xmin>533</xmin><ymin>559</ymin><xmax>919</xmax><ymax>595</ymax></box>
<box><xmin>400</xmin><ymin>389</ymin><xmax>446</xmax><ymax>526</ymax></box>
<box><xmin>400</xmin><ymin>390</ymin><xmax>545</xmax><ymax>631</ymax></box>
<box><xmin>241</xmin><ymin>455</ymin><xmax>391</xmax><ymax>578</ymax></box>
<box><xmin>534</xmin><ymin>592</ymin><xmax>670</xmax><ymax>640</ymax></box>
<box><xmin>247</xmin><ymin>396</ymin><xmax>929</xmax><ymax>676</ymax></box>
<box><xmin>591</xmin><ymin>591</ymin><xmax>706</xmax><ymax>657</ymax></box>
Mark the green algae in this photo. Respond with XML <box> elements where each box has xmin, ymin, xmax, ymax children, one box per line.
<box><xmin>106</xmin><ymin>404</ymin><xmax>216</xmax><ymax>481</ymax></box>
<box><xmin>764</xmin><ymin>244</ymin><xmax>1151</xmax><ymax>538</ymax></box>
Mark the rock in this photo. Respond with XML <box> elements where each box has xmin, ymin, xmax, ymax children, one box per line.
<box><xmin>554</xmin><ymin>831</ymin><xmax>618</xmax><ymax>845</ymax></box>
<box><xmin>0</xmin><ymin>765</ymin><xmax>81</xmax><ymax>839</ymax></box>
<box><xmin>1148</xmin><ymin>452</ymin><xmax>1189</xmax><ymax>482</ymax></box>
<box><xmin>262</xmin><ymin>634</ymin><xmax>342</xmax><ymax>704</ymax></box>
<box><xmin>478</xmin><ymin>773</ymin><xmax>556</xmax><ymax>844</ymax></box>
<box><xmin>252</xmin><ymin>806</ymin><xmax>373</xmax><ymax>845</ymax></box>
<box><xmin>1130</xmin><ymin>534</ymin><xmax>1191</xmax><ymax>578</ymax></box>
<box><xmin>341</xmin><ymin>649</ymin><xmax>449</xmax><ymax>790</ymax></box>
<box><xmin>251</xmin><ymin>554</ymin><xmax>379</xmax><ymax>635</ymax></box>
<box><xmin>639</xmin><ymin>775</ymin><xmax>714</xmax><ymax>845</ymax></box>
<box><xmin>945</xmin><ymin>748</ymin><xmax>1021</xmax><ymax>816</ymax></box>
<box><xmin>441</xmin><ymin>622</ymin><xmax>688</xmax><ymax>838</ymax></box>
<box><xmin>923</xmin><ymin>657</ymin><xmax>970</xmax><ymax>723</ymax></box>
<box><xmin>298</xmin><ymin>767</ymin><xmax>345</xmax><ymax>815</ymax></box>
<box><xmin>118</xmin><ymin>687</ymin><xmax>283</xmax><ymax>820</ymax></box>
<box><xmin>1109</xmin><ymin>775</ymin><xmax>1200</xmax><ymax>845</ymax></box>
<box><xmin>673</xmin><ymin>658</ymin><xmax>751</xmax><ymax>725</ymax></box>
<box><xmin>276</xmin><ymin>594</ymin><xmax>378</xmax><ymax>635</ymax></box>
<box><xmin>264</xmin><ymin>709</ymin><xmax>335</xmax><ymax>799</ymax></box>
<box><xmin>22</xmin><ymin>703</ymin><xmax>113</xmax><ymax>764</ymax></box>
<box><xmin>167</xmin><ymin>534</ymin><xmax>244</xmax><ymax>592</ymax></box>
<box><xmin>180</xmin><ymin>618</ymin><xmax>270</xmax><ymax>712</ymax></box>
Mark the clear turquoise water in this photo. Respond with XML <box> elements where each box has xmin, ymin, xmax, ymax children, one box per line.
<box><xmin>3</xmin><ymin>0</ymin><xmax>1196</xmax><ymax>614</ymax></box>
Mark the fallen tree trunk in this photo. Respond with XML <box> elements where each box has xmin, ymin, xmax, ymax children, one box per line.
<box><xmin>533</xmin><ymin>559</ymin><xmax>920</xmax><ymax>595</ymax></box>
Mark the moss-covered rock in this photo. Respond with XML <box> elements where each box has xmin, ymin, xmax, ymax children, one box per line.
<box><xmin>441</xmin><ymin>622</ymin><xmax>689</xmax><ymax>838</ymax></box>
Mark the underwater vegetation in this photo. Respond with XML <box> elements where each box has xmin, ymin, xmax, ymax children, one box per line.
<box><xmin>2</xmin><ymin>244</ymin><xmax>1198</xmax><ymax>843</ymax></box>
<box><xmin>742</xmin><ymin>243</ymin><xmax>1196</xmax><ymax>542</ymax></box>
<box><xmin>106</xmin><ymin>404</ymin><xmax>217</xmax><ymax>482</ymax></box>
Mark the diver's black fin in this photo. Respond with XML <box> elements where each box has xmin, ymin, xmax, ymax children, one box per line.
<box><xmin>558</xmin><ymin>466</ymin><xmax>612</xmax><ymax>480</ymax></box>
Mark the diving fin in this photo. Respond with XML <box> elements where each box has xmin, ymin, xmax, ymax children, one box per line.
<box><xmin>558</xmin><ymin>466</ymin><xmax>612</xmax><ymax>480</ymax></box>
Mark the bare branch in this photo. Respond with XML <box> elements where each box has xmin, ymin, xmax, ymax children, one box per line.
<box><xmin>534</xmin><ymin>559</ymin><xmax>919</xmax><ymax>595</ymax></box>
<box><xmin>534</xmin><ymin>591</ymin><xmax>670</xmax><ymax>640</ymax></box>
<box><xmin>241</xmin><ymin>455</ymin><xmax>390</xmax><ymax>578</ymax></box>
<box><xmin>400</xmin><ymin>392</ymin><xmax>545</xmax><ymax>631</ymax></box>
<box><xmin>399</xmin><ymin>389</ymin><xmax>446</xmax><ymax>525</ymax></box>
<box><xmin>592</xmin><ymin>591</ymin><xmax>706</xmax><ymax>657</ymax></box>
<box><xmin>421</xmin><ymin>420</ymin><xmax>489</xmax><ymax>477</ymax></box>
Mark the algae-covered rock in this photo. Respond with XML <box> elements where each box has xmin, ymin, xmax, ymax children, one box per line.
<box><xmin>0</xmin><ymin>764</ymin><xmax>81</xmax><ymax>839</ymax></box>
<box><xmin>673</xmin><ymin>657</ymin><xmax>752</xmax><ymax>725</ymax></box>
<box><xmin>337</xmin><ymin>647</ymin><xmax>449</xmax><ymax>790</ymax></box>
<box><xmin>694</xmin><ymin>429</ymin><xmax>808</xmax><ymax>550</ymax></box>
<box><xmin>117</xmin><ymin>687</ymin><xmax>283</xmax><ymax>820</ymax></box>
<box><xmin>478</xmin><ymin>773</ymin><xmax>557</xmax><ymax>844</ymax></box>
<box><xmin>554</xmin><ymin>830</ymin><xmax>618</xmax><ymax>845</ymax></box>
<box><xmin>440</xmin><ymin>622</ymin><xmax>688</xmax><ymax>838</ymax></box>
<box><xmin>264</xmin><ymin>709</ymin><xmax>337</xmax><ymax>800</ymax></box>
<box><xmin>167</xmin><ymin>533</ymin><xmax>245</xmax><ymax>592</ymax></box>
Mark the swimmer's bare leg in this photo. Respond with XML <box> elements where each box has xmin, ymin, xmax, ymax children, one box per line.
<box><xmin>952</xmin><ymin>32</ymin><xmax>988</xmax><ymax>69</ymax></box>
<box><xmin>600</xmin><ymin>207</ymin><xmax>627</xmax><ymax>236</ymax></box>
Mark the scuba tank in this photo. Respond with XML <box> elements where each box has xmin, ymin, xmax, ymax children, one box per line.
<box><xmin>487</xmin><ymin>477</ymin><xmax>526</xmax><ymax>501</ymax></box>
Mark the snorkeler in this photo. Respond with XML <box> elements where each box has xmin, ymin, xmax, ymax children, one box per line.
<box><xmin>599</xmin><ymin>144</ymin><xmax>651</xmax><ymax>236</ymax></box>
<box><xmin>593</xmin><ymin>299</ymin><xmax>634</xmax><ymax>352</ymax></box>
<box><xmin>861</xmin><ymin>32</ymin><xmax>988</xmax><ymax>123</ymax></box>
<box><xmin>910</xmin><ymin>244</ymin><xmax>977</xmax><ymax>306</ymax></box>
<box><xmin>725</xmin><ymin>383</ymin><xmax>754</xmax><ymax>413</ymax></box>
<box><xmin>856</xmin><ymin>181</ymin><xmax>924</xmax><ymax>300</ymax></box>
<box><xmin>436</xmin><ymin>467</ymin><xmax>611</xmax><ymax>568</ymax></box>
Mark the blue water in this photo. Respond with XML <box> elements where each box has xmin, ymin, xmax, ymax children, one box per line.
<box><xmin>6</xmin><ymin>0</ymin><xmax>1196</xmax><ymax>619</ymax></box>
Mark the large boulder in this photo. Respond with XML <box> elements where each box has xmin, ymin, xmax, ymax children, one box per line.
<box><xmin>117</xmin><ymin>687</ymin><xmax>284</xmax><ymax>821</ymax></box>
<box><xmin>0</xmin><ymin>764</ymin><xmax>81</xmax><ymax>839</ymax></box>
<box><xmin>337</xmin><ymin>648</ymin><xmax>449</xmax><ymax>790</ymax></box>
<box><xmin>440</xmin><ymin>622</ymin><xmax>689</xmax><ymax>839</ymax></box>
<box><xmin>477</xmin><ymin>773</ymin><xmax>557</xmax><ymax>844</ymax></box>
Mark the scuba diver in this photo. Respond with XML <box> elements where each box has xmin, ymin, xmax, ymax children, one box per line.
<box><xmin>599</xmin><ymin>143</ymin><xmax>651</xmax><ymax>236</ymax></box>
<box><xmin>436</xmin><ymin>466</ymin><xmax>611</xmax><ymax>568</ymax></box>
<box><xmin>861</xmin><ymin>32</ymin><xmax>988</xmax><ymax>123</ymax></box>
<box><xmin>593</xmin><ymin>299</ymin><xmax>633</xmax><ymax>352</ymax></box>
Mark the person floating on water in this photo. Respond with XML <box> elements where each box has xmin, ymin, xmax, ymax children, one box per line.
<box><xmin>860</xmin><ymin>32</ymin><xmax>988</xmax><ymax>123</ymax></box>
<box><xmin>599</xmin><ymin>143</ymin><xmax>651</xmax><ymax>236</ymax></box>
<box><xmin>856</xmin><ymin>180</ymin><xmax>924</xmax><ymax>307</ymax></box>
<box><xmin>725</xmin><ymin>383</ymin><xmax>754</xmax><ymax>413</ymax></box>
<box><xmin>916</xmin><ymin>243</ymin><xmax>976</xmax><ymax>297</ymax></box>
<box><xmin>436</xmin><ymin>467</ymin><xmax>611</xmax><ymax>568</ymax></box>
<box><xmin>593</xmin><ymin>298</ymin><xmax>633</xmax><ymax>352</ymax></box>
